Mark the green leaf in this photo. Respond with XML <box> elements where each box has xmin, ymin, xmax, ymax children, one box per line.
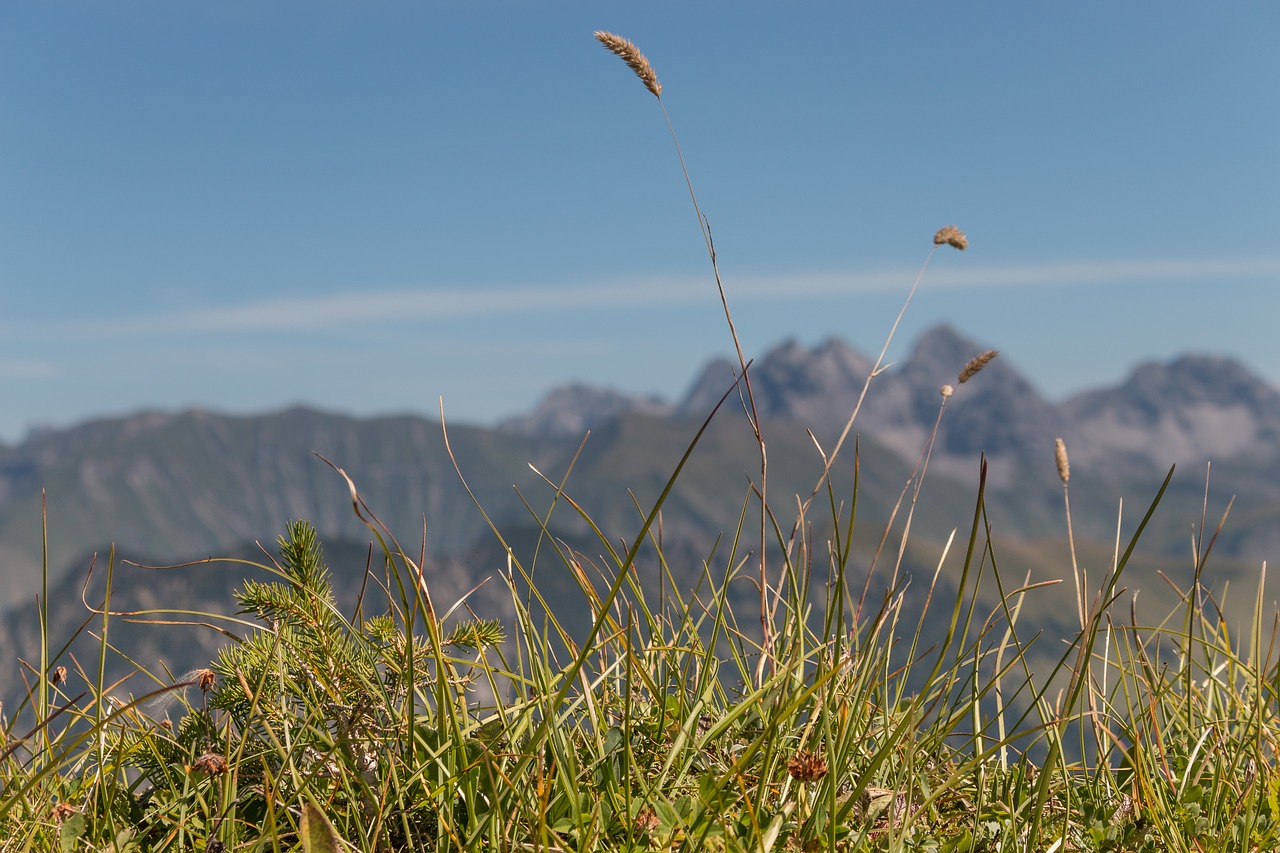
<box><xmin>58</xmin><ymin>812</ymin><xmax>86</xmax><ymax>852</ymax></box>
<box><xmin>300</xmin><ymin>801</ymin><xmax>342</xmax><ymax>853</ymax></box>
<box><xmin>603</xmin><ymin>725</ymin><xmax>624</xmax><ymax>754</ymax></box>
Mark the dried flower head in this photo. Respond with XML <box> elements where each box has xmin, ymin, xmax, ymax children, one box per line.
<box><xmin>634</xmin><ymin>806</ymin><xmax>660</xmax><ymax>834</ymax></box>
<box><xmin>940</xmin><ymin>384</ymin><xmax>954</xmax><ymax>399</ymax></box>
<box><xmin>50</xmin><ymin>665</ymin><xmax>67</xmax><ymax>686</ymax></box>
<box><xmin>50</xmin><ymin>801</ymin><xmax>77</xmax><ymax>824</ymax></box>
<box><xmin>934</xmin><ymin>225</ymin><xmax>968</xmax><ymax>250</ymax></box>
<box><xmin>958</xmin><ymin>350</ymin><xmax>999</xmax><ymax>384</ymax></box>
<box><xmin>1055</xmin><ymin>437</ymin><xmax>1070</xmax><ymax>484</ymax></box>
<box><xmin>194</xmin><ymin>668</ymin><xmax>216</xmax><ymax>692</ymax></box>
<box><xmin>787</xmin><ymin>749</ymin><xmax>829</xmax><ymax>783</ymax></box>
<box><xmin>192</xmin><ymin>752</ymin><xmax>229</xmax><ymax>776</ymax></box>
<box><xmin>594</xmin><ymin>31</ymin><xmax>662</xmax><ymax>97</ymax></box>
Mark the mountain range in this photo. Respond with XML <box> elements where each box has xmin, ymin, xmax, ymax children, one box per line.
<box><xmin>506</xmin><ymin>324</ymin><xmax>1280</xmax><ymax>475</ymax></box>
<box><xmin>2</xmin><ymin>324</ymin><xmax>1277</xmax><ymax>700</ymax></box>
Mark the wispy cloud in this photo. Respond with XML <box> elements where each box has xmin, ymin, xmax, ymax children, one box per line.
<box><xmin>728</xmin><ymin>257</ymin><xmax>1280</xmax><ymax>301</ymax></box>
<box><xmin>12</xmin><ymin>256</ymin><xmax>1280</xmax><ymax>339</ymax></box>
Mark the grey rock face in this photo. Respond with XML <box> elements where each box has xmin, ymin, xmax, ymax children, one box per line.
<box><xmin>676</xmin><ymin>337</ymin><xmax>876</xmax><ymax>424</ymax></box>
<box><xmin>1061</xmin><ymin>355</ymin><xmax>1280</xmax><ymax>468</ymax></box>
<box><xmin>499</xmin><ymin>384</ymin><xmax>673</xmax><ymax>437</ymax></box>
<box><xmin>505</xmin><ymin>326</ymin><xmax>1280</xmax><ymax>475</ymax></box>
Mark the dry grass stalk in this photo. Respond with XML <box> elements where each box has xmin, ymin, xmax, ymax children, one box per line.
<box><xmin>934</xmin><ymin>225</ymin><xmax>968</xmax><ymax>250</ymax></box>
<box><xmin>958</xmin><ymin>350</ymin><xmax>998</xmax><ymax>383</ymax></box>
<box><xmin>594</xmin><ymin>31</ymin><xmax>662</xmax><ymax>97</ymax></box>
<box><xmin>1055</xmin><ymin>437</ymin><xmax>1070</xmax><ymax>484</ymax></box>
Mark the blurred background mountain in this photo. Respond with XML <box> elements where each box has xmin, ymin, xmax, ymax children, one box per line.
<box><xmin>1</xmin><ymin>324</ymin><xmax>1273</xmax><ymax>708</ymax></box>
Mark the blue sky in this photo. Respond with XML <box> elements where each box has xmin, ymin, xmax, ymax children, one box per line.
<box><xmin>2</xmin><ymin>2</ymin><xmax>1277</xmax><ymax>443</ymax></box>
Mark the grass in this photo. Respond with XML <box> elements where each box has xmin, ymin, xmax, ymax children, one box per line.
<box><xmin>3</xmin><ymin>31</ymin><xmax>1279</xmax><ymax>852</ymax></box>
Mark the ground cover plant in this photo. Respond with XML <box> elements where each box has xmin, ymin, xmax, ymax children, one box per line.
<box><xmin>2</xmin><ymin>32</ymin><xmax>1278</xmax><ymax>852</ymax></box>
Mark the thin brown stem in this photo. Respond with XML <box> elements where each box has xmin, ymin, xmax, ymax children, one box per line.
<box><xmin>657</xmin><ymin>97</ymin><xmax>773</xmax><ymax>682</ymax></box>
<box><xmin>787</xmin><ymin>245</ymin><xmax>939</xmax><ymax>554</ymax></box>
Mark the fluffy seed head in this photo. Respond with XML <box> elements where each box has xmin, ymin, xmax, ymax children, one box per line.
<box><xmin>194</xmin><ymin>668</ymin><xmax>216</xmax><ymax>692</ymax></box>
<box><xmin>1055</xmin><ymin>437</ymin><xmax>1070</xmax><ymax>484</ymax></box>
<box><xmin>934</xmin><ymin>225</ymin><xmax>968</xmax><ymax>250</ymax></box>
<box><xmin>958</xmin><ymin>350</ymin><xmax>999</xmax><ymax>384</ymax></box>
<box><xmin>594</xmin><ymin>31</ymin><xmax>662</xmax><ymax>97</ymax></box>
<box><xmin>940</xmin><ymin>384</ymin><xmax>954</xmax><ymax>399</ymax></box>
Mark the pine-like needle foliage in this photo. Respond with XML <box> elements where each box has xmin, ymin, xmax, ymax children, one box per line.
<box><xmin>96</xmin><ymin>521</ymin><xmax>506</xmax><ymax>850</ymax></box>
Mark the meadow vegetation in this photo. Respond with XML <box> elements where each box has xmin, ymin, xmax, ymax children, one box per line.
<box><xmin>1</xmin><ymin>32</ymin><xmax>1277</xmax><ymax>852</ymax></box>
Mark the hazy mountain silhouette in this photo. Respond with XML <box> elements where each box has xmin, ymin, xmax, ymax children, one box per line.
<box><xmin>3</xmin><ymin>323</ymin><xmax>1278</xmax><ymax>651</ymax></box>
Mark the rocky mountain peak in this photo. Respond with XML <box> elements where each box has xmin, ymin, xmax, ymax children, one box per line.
<box><xmin>499</xmin><ymin>383</ymin><xmax>673</xmax><ymax>437</ymax></box>
<box><xmin>675</xmin><ymin>337</ymin><xmax>875</xmax><ymax>425</ymax></box>
<box><xmin>853</xmin><ymin>324</ymin><xmax>1057</xmax><ymax>461</ymax></box>
<box><xmin>497</xmin><ymin>327</ymin><xmax>1280</xmax><ymax>472</ymax></box>
<box><xmin>899</xmin><ymin>324</ymin><xmax>1028</xmax><ymax>390</ymax></box>
<box><xmin>1060</xmin><ymin>354</ymin><xmax>1280</xmax><ymax>468</ymax></box>
<box><xmin>1122</xmin><ymin>355</ymin><xmax>1280</xmax><ymax>414</ymax></box>
<box><xmin>905</xmin><ymin>324</ymin><xmax>982</xmax><ymax>373</ymax></box>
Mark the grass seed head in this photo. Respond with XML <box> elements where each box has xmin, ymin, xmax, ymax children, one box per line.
<box><xmin>934</xmin><ymin>225</ymin><xmax>968</xmax><ymax>250</ymax></box>
<box><xmin>1055</xmin><ymin>437</ymin><xmax>1070</xmax><ymax>484</ymax></box>
<box><xmin>940</xmin><ymin>383</ymin><xmax>954</xmax><ymax>399</ymax></box>
<box><xmin>594</xmin><ymin>31</ymin><xmax>662</xmax><ymax>97</ymax></box>
<box><xmin>958</xmin><ymin>350</ymin><xmax>998</xmax><ymax>383</ymax></box>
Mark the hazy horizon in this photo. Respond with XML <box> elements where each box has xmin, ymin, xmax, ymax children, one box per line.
<box><xmin>5</xmin><ymin>318</ymin><xmax>1273</xmax><ymax>446</ymax></box>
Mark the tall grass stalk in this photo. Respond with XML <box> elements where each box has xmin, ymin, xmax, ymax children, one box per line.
<box><xmin>4</xmin><ymin>438</ymin><xmax>1279</xmax><ymax>849</ymax></box>
<box><xmin>595</xmin><ymin>31</ymin><xmax>776</xmax><ymax>683</ymax></box>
